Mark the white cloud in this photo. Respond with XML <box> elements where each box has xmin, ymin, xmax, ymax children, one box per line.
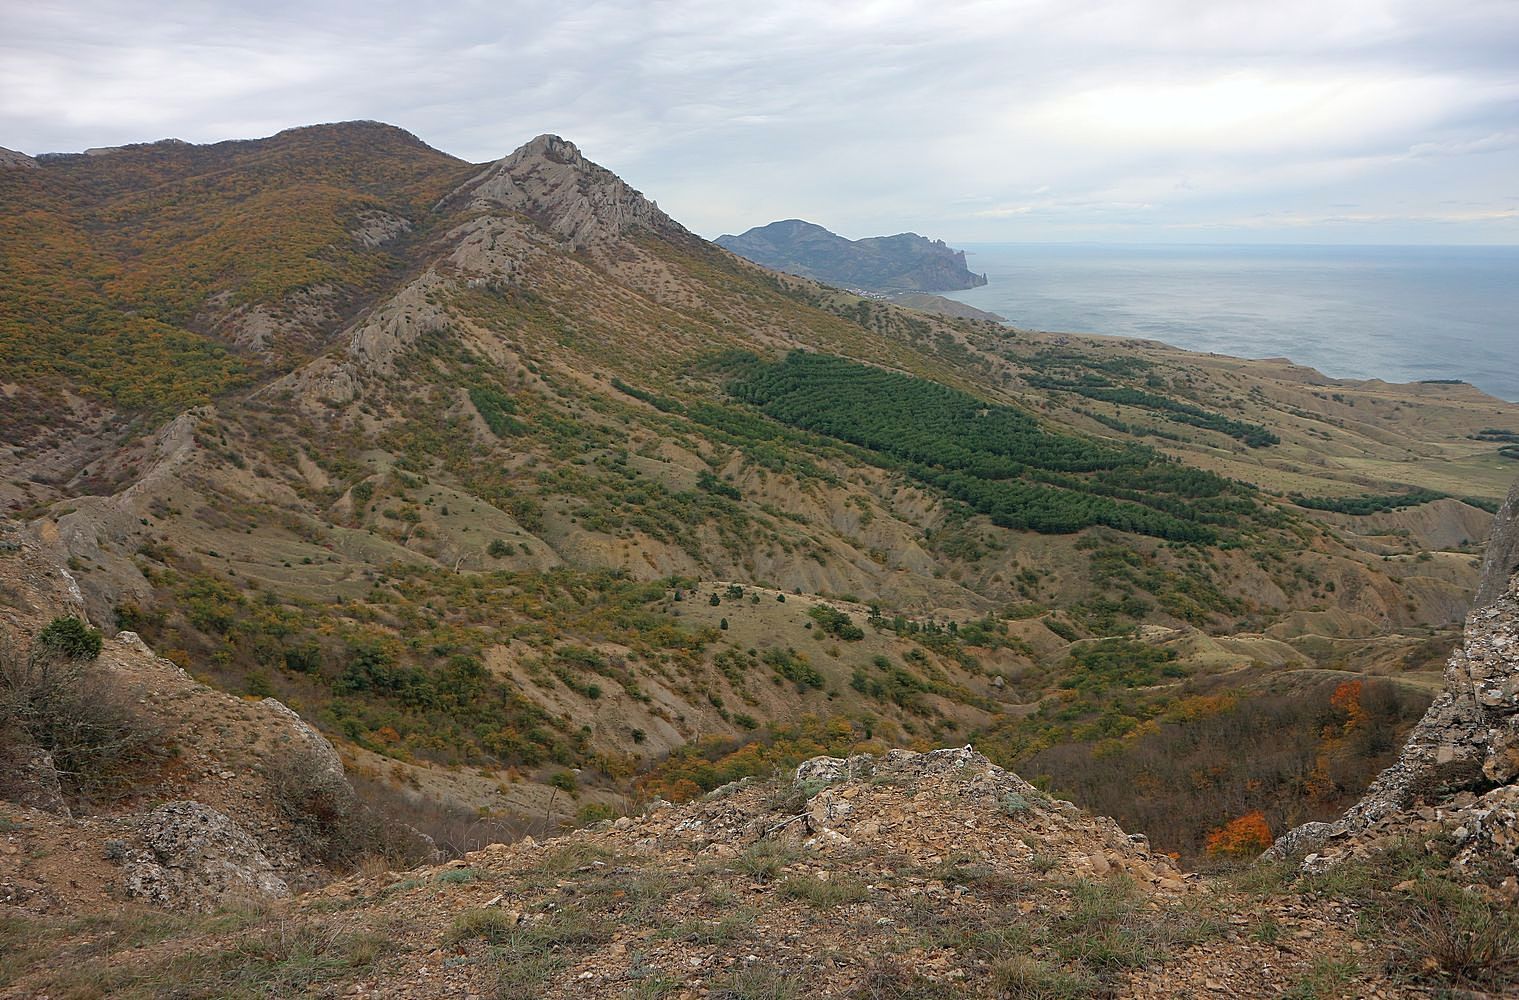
<box><xmin>1</xmin><ymin>0</ymin><xmax>1515</xmax><ymax>242</ymax></box>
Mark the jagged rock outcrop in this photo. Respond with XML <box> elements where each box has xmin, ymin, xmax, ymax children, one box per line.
<box><xmin>259</xmin><ymin>697</ymin><xmax>347</xmax><ymax>788</ymax></box>
<box><xmin>123</xmin><ymin>801</ymin><xmax>290</xmax><ymax>911</ymax></box>
<box><xmin>1266</xmin><ymin>483</ymin><xmax>1519</xmax><ymax>889</ymax></box>
<box><xmin>456</xmin><ymin>134</ymin><xmax>681</xmax><ymax>245</ymax></box>
<box><xmin>1475</xmin><ymin>478</ymin><xmax>1519</xmax><ymax>608</ymax></box>
<box><xmin>781</xmin><ymin>746</ymin><xmax>1184</xmax><ymax>886</ymax></box>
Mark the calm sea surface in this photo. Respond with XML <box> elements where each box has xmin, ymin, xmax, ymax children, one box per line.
<box><xmin>944</xmin><ymin>244</ymin><xmax>1519</xmax><ymax>402</ymax></box>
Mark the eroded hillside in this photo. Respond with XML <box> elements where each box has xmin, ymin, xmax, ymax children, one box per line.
<box><xmin>3</xmin><ymin>122</ymin><xmax>1517</xmax><ymax>859</ymax></box>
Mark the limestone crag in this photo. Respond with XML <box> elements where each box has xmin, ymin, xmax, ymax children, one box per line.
<box><xmin>643</xmin><ymin>745</ymin><xmax>1187</xmax><ymax>890</ymax></box>
<box><xmin>457</xmin><ymin>134</ymin><xmax>681</xmax><ymax>246</ymax></box>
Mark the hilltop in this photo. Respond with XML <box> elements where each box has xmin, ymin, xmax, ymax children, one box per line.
<box><xmin>1</xmin><ymin>119</ymin><xmax>1517</xmax><ymax>872</ymax></box>
<box><xmin>715</xmin><ymin>219</ymin><xmax>988</xmax><ymax>294</ymax></box>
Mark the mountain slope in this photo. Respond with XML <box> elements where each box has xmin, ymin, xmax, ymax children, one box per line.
<box><xmin>716</xmin><ymin>218</ymin><xmax>988</xmax><ymax>293</ymax></box>
<box><xmin>3</xmin><ymin>122</ymin><xmax>1517</xmax><ymax>861</ymax></box>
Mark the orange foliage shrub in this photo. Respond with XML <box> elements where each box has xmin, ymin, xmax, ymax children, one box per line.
<box><xmin>1205</xmin><ymin>810</ymin><xmax>1273</xmax><ymax>857</ymax></box>
<box><xmin>1329</xmin><ymin>680</ymin><xmax>1364</xmax><ymax>734</ymax></box>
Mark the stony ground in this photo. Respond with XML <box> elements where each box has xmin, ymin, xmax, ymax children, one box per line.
<box><xmin>9</xmin><ymin>745</ymin><xmax>1496</xmax><ymax>1000</ymax></box>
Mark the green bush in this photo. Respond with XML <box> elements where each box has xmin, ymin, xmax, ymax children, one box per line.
<box><xmin>36</xmin><ymin>616</ymin><xmax>102</xmax><ymax>660</ymax></box>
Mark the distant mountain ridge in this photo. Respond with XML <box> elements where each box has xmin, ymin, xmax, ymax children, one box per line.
<box><xmin>716</xmin><ymin>218</ymin><xmax>987</xmax><ymax>293</ymax></box>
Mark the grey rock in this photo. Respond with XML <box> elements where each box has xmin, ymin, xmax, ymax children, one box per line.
<box><xmin>123</xmin><ymin>801</ymin><xmax>289</xmax><ymax>911</ymax></box>
<box><xmin>1259</xmin><ymin>821</ymin><xmax>1340</xmax><ymax>863</ymax></box>
<box><xmin>0</xmin><ymin>146</ymin><xmax>36</xmax><ymax>170</ymax></box>
<box><xmin>1475</xmin><ymin>479</ymin><xmax>1519</xmax><ymax>609</ymax></box>
<box><xmin>795</xmin><ymin>754</ymin><xmax>874</xmax><ymax>788</ymax></box>
<box><xmin>8</xmin><ymin>748</ymin><xmax>71</xmax><ymax>818</ymax></box>
<box><xmin>458</xmin><ymin>134</ymin><xmax>680</xmax><ymax>246</ymax></box>
<box><xmin>259</xmin><ymin>697</ymin><xmax>346</xmax><ymax>789</ymax></box>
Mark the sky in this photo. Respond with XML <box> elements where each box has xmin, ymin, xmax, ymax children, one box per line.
<box><xmin>2</xmin><ymin>0</ymin><xmax>1517</xmax><ymax>243</ymax></box>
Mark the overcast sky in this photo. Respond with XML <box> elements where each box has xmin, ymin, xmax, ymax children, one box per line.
<box><xmin>3</xmin><ymin>0</ymin><xmax>1516</xmax><ymax>243</ymax></box>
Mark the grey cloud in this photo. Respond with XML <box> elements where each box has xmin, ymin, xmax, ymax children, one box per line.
<box><xmin>0</xmin><ymin>0</ymin><xmax>1515</xmax><ymax>242</ymax></box>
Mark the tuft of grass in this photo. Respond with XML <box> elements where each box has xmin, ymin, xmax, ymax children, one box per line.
<box><xmin>660</xmin><ymin>908</ymin><xmax>756</xmax><ymax>945</ymax></box>
<box><xmin>849</xmin><ymin>959</ymin><xmax>964</xmax><ymax>999</ymax></box>
<box><xmin>528</xmin><ymin>841</ymin><xmax>621</xmax><ymax>875</ymax></box>
<box><xmin>779</xmin><ymin>873</ymin><xmax>869</xmax><ymax>908</ymax></box>
<box><xmin>707</xmin><ymin>962</ymin><xmax>805</xmax><ymax>1000</ymax></box>
<box><xmin>1027</xmin><ymin>852</ymin><xmax>1060</xmax><ymax>875</ymax></box>
<box><xmin>989</xmin><ymin>955</ymin><xmax>1099</xmax><ymax>999</ymax></box>
<box><xmin>1280</xmin><ymin>955</ymin><xmax>1358</xmax><ymax>1000</ymax></box>
<box><xmin>626</xmin><ymin>970</ymin><xmax>683</xmax><ymax>998</ymax></box>
<box><xmin>573</xmin><ymin>870</ymin><xmax>672</xmax><ymax>922</ymax></box>
<box><xmin>435</xmin><ymin>867</ymin><xmax>482</xmax><ymax>885</ymax></box>
<box><xmin>1383</xmin><ymin>882</ymin><xmax>1519</xmax><ymax>990</ymax></box>
<box><xmin>732</xmin><ymin>839</ymin><xmax>800</xmax><ymax>882</ymax></box>
<box><xmin>473</xmin><ymin>905</ymin><xmax>616</xmax><ymax>998</ymax></box>
<box><xmin>491</xmin><ymin>949</ymin><xmax>568</xmax><ymax>999</ymax></box>
<box><xmin>704</xmin><ymin>884</ymin><xmax>739</xmax><ymax>907</ymax></box>
<box><xmin>37</xmin><ymin>917</ymin><xmax>389</xmax><ymax>999</ymax></box>
<box><xmin>1251</xmin><ymin>914</ymin><xmax>1283</xmax><ymax>944</ymax></box>
<box><xmin>446</xmin><ymin>908</ymin><xmax>519</xmax><ymax>945</ymax></box>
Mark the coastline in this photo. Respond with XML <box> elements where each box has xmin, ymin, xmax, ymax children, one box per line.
<box><xmin>942</xmin><ymin>242</ymin><xmax>1519</xmax><ymax>403</ymax></box>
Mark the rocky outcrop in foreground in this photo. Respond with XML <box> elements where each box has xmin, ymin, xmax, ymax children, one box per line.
<box><xmin>8</xmin><ymin>741</ymin><xmax>1503</xmax><ymax>996</ymax></box>
<box><xmin>123</xmin><ymin>801</ymin><xmax>289</xmax><ymax>912</ymax></box>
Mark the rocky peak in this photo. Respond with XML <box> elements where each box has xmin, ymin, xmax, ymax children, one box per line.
<box><xmin>508</xmin><ymin>133</ymin><xmax>587</xmax><ymax>167</ymax></box>
<box><xmin>451</xmin><ymin>133</ymin><xmax>682</xmax><ymax>245</ymax></box>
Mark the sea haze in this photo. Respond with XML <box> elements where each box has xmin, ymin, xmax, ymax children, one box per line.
<box><xmin>944</xmin><ymin>244</ymin><xmax>1519</xmax><ymax>402</ymax></box>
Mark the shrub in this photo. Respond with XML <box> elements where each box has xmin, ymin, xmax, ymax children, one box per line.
<box><xmin>1000</xmin><ymin>792</ymin><xmax>1030</xmax><ymax>816</ymax></box>
<box><xmin>0</xmin><ymin>638</ymin><xmax>161</xmax><ymax>803</ymax></box>
<box><xmin>264</xmin><ymin>748</ymin><xmax>432</xmax><ymax>869</ymax></box>
<box><xmin>36</xmin><ymin>616</ymin><xmax>103</xmax><ymax>660</ymax></box>
<box><xmin>1384</xmin><ymin>882</ymin><xmax>1519</xmax><ymax>990</ymax></box>
<box><xmin>807</xmin><ymin>604</ymin><xmax>864</xmax><ymax>641</ymax></box>
<box><xmin>1205</xmin><ymin>811</ymin><xmax>1273</xmax><ymax>858</ymax></box>
<box><xmin>575</xmin><ymin>801</ymin><xmax>617</xmax><ymax>825</ymax></box>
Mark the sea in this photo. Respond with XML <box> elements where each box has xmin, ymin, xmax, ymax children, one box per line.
<box><xmin>943</xmin><ymin>244</ymin><xmax>1519</xmax><ymax>403</ymax></box>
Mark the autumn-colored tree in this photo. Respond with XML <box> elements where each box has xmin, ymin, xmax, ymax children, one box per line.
<box><xmin>1328</xmin><ymin>680</ymin><xmax>1364</xmax><ymax>734</ymax></box>
<box><xmin>1204</xmin><ymin>810</ymin><xmax>1273</xmax><ymax>857</ymax></box>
